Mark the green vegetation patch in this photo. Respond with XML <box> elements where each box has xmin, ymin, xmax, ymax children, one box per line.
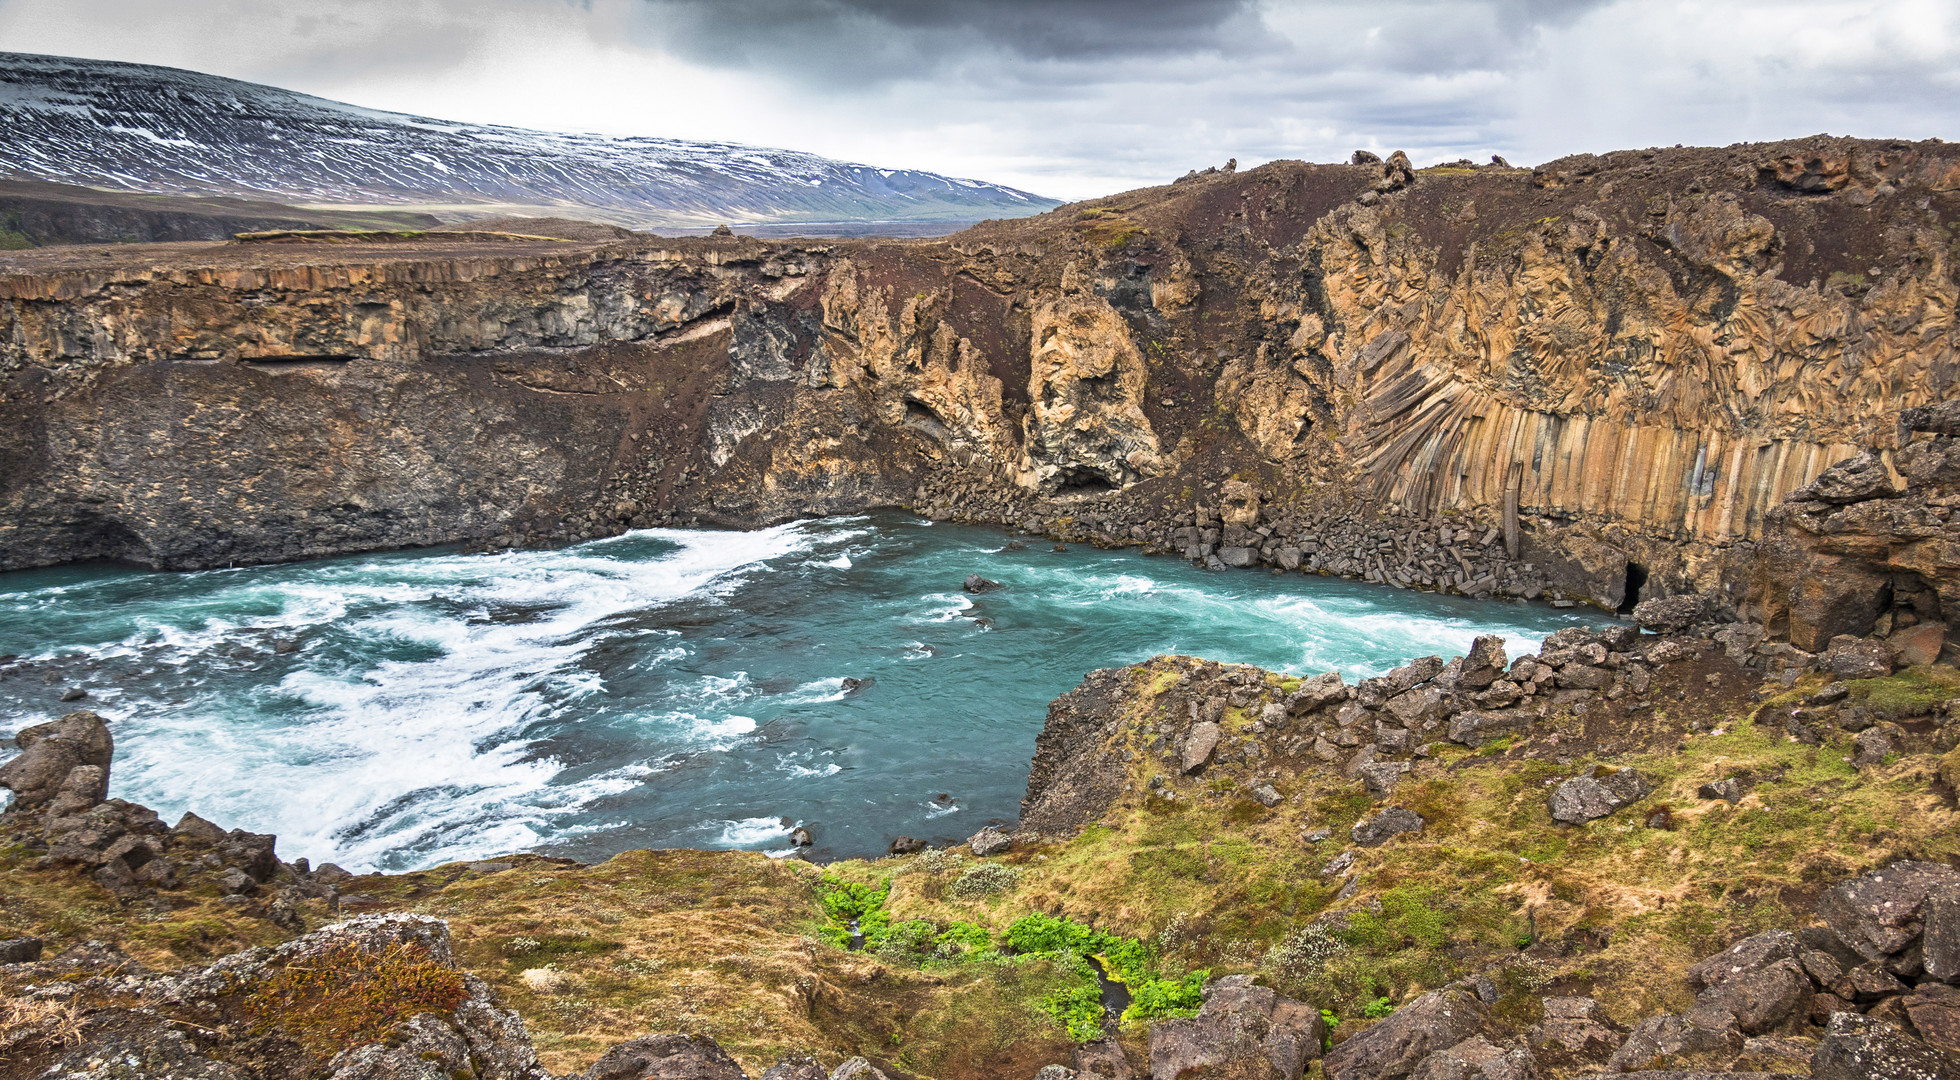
<box><xmin>1846</xmin><ymin>664</ymin><xmax>1960</xmax><ymax>716</ymax></box>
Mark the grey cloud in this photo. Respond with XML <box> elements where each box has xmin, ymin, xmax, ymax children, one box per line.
<box><xmin>640</xmin><ymin>0</ymin><xmax>1261</xmax><ymax>68</ymax></box>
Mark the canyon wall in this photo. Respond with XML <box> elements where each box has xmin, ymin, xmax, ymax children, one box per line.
<box><xmin>2</xmin><ymin>135</ymin><xmax>1957</xmax><ymax>634</ymax></box>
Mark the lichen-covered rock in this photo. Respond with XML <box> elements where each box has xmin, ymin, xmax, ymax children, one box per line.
<box><xmin>829</xmin><ymin>1060</ymin><xmax>891</xmax><ymax>1080</ymax></box>
<box><xmin>1407</xmin><ymin>1037</ymin><xmax>1535</xmax><ymax>1080</ymax></box>
<box><xmin>968</xmin><ymin>825</ymin><xmax>1013</xmax><ymax>857</ymax></box>
<box><xmin>3</xmin><ymin>913</ymin><xmax>551</xmax><ymax>1080</ymax></box>
<box><xmin>1604</xmin><ymin>1011</ymin><xmax>1743</xmax><ymax>1072</ymax></box>
<box><xmin>1810</xmin><ymin>1012</ymin><xmax>1960</xmax><ymax>1080</ymax></box>
<box><xmin>1815</xmin><ymin>860</ymin><xmax>1960</xmax><ymax>962</ymax></box>
<box><xmin>579</xmin><ymin>1034</ymin><xmax>748</xmax><ymax>1080</ymax></box>
<box><xmin>1351</xmin><ymin>806</ymin><xmax>1424</xmax><ymax>847</ymax></box>
<box><xmin>1631</xmin><ymin>595</ymin><xmax>1705</xmax><ymax>634</ymax></box>
<box><xmin>1323</xmin><ymin>986</ymin><xmax>1486</xmax><ymax>1080</ymax></box>
<box><xmin>1685</xmin><ymin>930</ymin><xmax>1799</xmax><ymax>992</ymax></box>
<box><xmin>758</xmin><ymin>1057</ymin><xmax>828</xmax><ymax>1080</ymax></box>
<box><xmin>1074</xmin><ymin>1037</ymin><xmax>1136</xmax><ymax>1080</ymax></box>
<box><xmin>1823</xmin><ymin>636</ymin><xmax>1895</xmax><ymax>680</ymax></box>
<box><xmin>1149</xmin><ymin>975</ymin><xmax>1323</xmax><ymax>1080</ymax></box>
<box><xmin>1548</xmin><ymin>767</ymin><xmax>1652</xmax><ymax>824</ymax></box>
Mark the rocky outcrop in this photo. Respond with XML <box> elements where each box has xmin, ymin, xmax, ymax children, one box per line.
<box><xmin>1751</xmin><ymin>427</ymin><xmax>1960</xmax><ymax>652</ymax></box>
<box><xmin>1147</xmin><ymin>974</ymin><xmax>1324</xmax><ymax>1080</ymax></box>
<box><xmin>1</xmin><ymin>913</ymin><xmax>552</xmax><ymax>1080</ymax></box>
<box><xmin>3</xmin><ymin>136</ymin><xmax>1956</xmax><ymax>620</ymax></box>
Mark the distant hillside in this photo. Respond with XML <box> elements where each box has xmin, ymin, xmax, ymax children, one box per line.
<box><xmin>0</xmin><ymin>52</ymin><xmax>1058</xmax><ymax>231</ymax></box>
<box><xmin>0</xmin><ymin>179</ymin><xmax>441</xmax><ymax>248</ymax></box>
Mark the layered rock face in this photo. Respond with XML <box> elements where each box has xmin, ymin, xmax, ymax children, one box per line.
<box><xmin>3</xmin><ymin>136</ymin><xmax>1957</xmax><ymax>614</ymax></box>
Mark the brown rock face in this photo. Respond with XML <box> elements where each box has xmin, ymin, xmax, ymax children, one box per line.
<box><xmin>3</xmin><ymin>135</ymin><xmax>1958</xmax><ymax>618</ymax></box>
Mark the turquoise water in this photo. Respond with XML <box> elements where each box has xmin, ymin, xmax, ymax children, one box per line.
<box><xmin>0</xmin><ymin>513</ymin><xmax>1594</xmax><ymax>871</ymax></box>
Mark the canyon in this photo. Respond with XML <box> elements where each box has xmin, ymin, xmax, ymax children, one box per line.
<box><xmin>7</xmin><ymin>135</ymin><xmax>1960</xmax><ymax>1080</ymax></box>
<box><xmin>4</xmin><ymin>135</ymin><xmax>1959</xmax><ymax>641</ymax></box>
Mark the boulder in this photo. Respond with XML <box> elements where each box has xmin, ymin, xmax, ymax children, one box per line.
<box><xmin>1891</xmin><ymin>623</ymin><xmax>1947</xmax><ymax>667</ymax></box>
<box><xmin>1853</xmin><ymin>725</ymin><xmax>1895</xmax><ymax>767</ymax></box>
<box><xmin>968</xmin><ymin>826</ymin><xmax>1013</xmax><ymax>857</ymax></box>
<box><xmin>1789</xmin><ymin>451</ymin><xmax>1902</xmax><ymax>504</ymax></box>
<box><xmin>888</xmin><ymin>836</ymin><xmax>925</xmax><ymax>856</ymax></box>
<box><xmin>1323</xmin><ymin>987</ymin><xmax>1486</xmax><ymax>1080</ymax></box>
<box><xmin>1148</xmin><ymin>975</ymin><xmax>1323</xmax><ymax>1080</ymax></box>
<box><xmin>1548</xmin><ymin>767</ymin><xmax>1652</xmax><ymax>824</ymax></box>
<box><xmin>1183</xmin><ymin>722</ymin><xmax>1222</xmax><ymax>774</ymax></box>
<box><xmin>1605</xmin><ymin>1011</ymin><xmax>1743</xmax><ymax>1072</ymax></box>
<box><xmin>0</xmin><ymin>935</ymin><xmax>45</xmax><ymax>963</ymax></box>
<box><xmin>1815</xmin><ymin>861</ymin><xmax>1960</xmax><ymax>962</ymax></box>
<box><xmin>1357</xmin><ymin>763</ymin><xmax>1407</xmax><ymax>800</ymax></box>
<box><xmin>1823</xmin><ymin>636</ymin><xmax>1894</xmax><ymax>680</ymax></box>
<box><xmin>0</xmin><ymin>711</ymin><xmax>113</xmax><ymax>808</ymax></box>
<box><xmin>1075</xmin><ymin>1037</ymin><xmax>1136</xmax><ymax>1080</ymax></box>
<box><xmin>1385</xmin><ymin>686</ymin><xmax>1449</xmax><ymax>728</ymax></box>
<box><xmin>1631</xmin><ymin>595</ymin><xmax>1705</xmax><ymax>634</ymax></box>
<box><xmin>962</xmin><ymin>575</ymin><xmax>1002</xmax><ymax>593</ymax></box>
<box><xmin>1694</xmin><ymin>958</ymin><xmax>1810</xmax><ymax>1034</ymax></box>
<box><xmin>1286</xmin><ymin>672</ymin><xmax>1347</xmax><ymax>715</ymax></box>
<box><xmin>1219</xmin><ymin>546</ymin><xmax>1257</xmax><ymax>568</ymax></box>
<box><xmin>1036</xmin><ymin>1068</ymin><xmax>1077</xmax><ymax>1080</ymax></box>
<box><xmin>759</xmin><ymin>1057</ymin><xmax>829</xmax><ymax>1080</ymax></box>
<box><xmin>1457</xmin><ymin>636</ymin><xmax>1508</xmax><ymax>691</ymax></box>
<box><xmin>830</xmin><ymin>1059</ymin><xmax>891</xmax><ymax>1080</ymax></box>
<box><xmin>1408</xmin><ymin>1037</ymin><xmax>1535</xmax><ymax>1080</ymax></box>
<box><xmin>1447</xmin><ymin>710</ymin><xmax>1529</xmax><ymax>749</ymax></box>
<box><xmin>1352</xmin><ymin>806</ymin><xmax>1425</xmax><ymax>847</ymax></box>
<box><xmin>1526</xmin><ymin>997</ymin><xmax>1621</xmax><ymax>1064</ymax></box>
<box><xmin>1686</xmin><ymin>930</ymin><xmax>1799</xmax><ymax>992</ymax></box>
<box><xmin>1696</xmin><ymin>778</ymin><xmax>1744</xmax><ymax>803</ymax></box>
<box><xmin>1385</xmin><ymin>657</ymin><xmax>1446</xmax><ymax>694</ymax></box>
<box><xmin>1810</xmin><ymin>1012</ymin><xmax>1960</xmax><ymax>1080</ymax></box>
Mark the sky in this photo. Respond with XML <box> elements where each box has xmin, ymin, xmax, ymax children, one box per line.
<box><xmin>2</xmin><ymin>0</ymin><xmax>1956</xmax><ymax>201</ymax></box>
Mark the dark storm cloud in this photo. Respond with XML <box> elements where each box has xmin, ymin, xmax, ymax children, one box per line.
<box><xmin>642</xmin><ymin>0</ymin><xmax>1261</xmax><ymax>68</ymax></box>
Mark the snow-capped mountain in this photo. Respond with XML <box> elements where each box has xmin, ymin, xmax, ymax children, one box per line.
<box><xmin>0</xmin><ymin>53</ymin><xmax>1058</xmax><ymax>230</ymax></box>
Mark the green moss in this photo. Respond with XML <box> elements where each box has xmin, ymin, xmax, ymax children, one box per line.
<box><xmin>0</xmin><ymin>230</ymin><xmax>33</xmax><ymax>250</ymax></box>
<box><xmin>1847</xmin><ymin>665</ymin><xmax>1960</xmax><ymax>716</ymax></box>
<box><xmin>237</xmin><ymin>939</ymin><xmax>469</xmax><ymax>1059</ymax></box>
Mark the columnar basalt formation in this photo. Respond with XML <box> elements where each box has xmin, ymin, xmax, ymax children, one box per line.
<box><xmin>3</xmin><ymin>136</ymin><xmax>1958</xmax><ymax>624</ymax></box>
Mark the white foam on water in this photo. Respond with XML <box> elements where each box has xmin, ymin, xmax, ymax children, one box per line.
<box><xmin>923</xmin><ymin>800</ymin><xmax>961</xmax><ymax>819</ymax></box>
<box><xmin>713</xmin><ymin>816</ymin><xmax>793</xmax><ymax>847</ymax></box>
<box><xmin>68</xmin><ymin>520</ymin><xmax>829</xmax><ymax>871</ymax></box>
<box><xmin>782</xmin><ymin>678</ymin><xmax>850</xmax><ymax>704</ymax></box>
<box><xmin>777</xmin><ymin>751</ymin><xmax>842</xmax><ymax>778</ymax></box>
<box><xmin>920</xmin><ymin>593</ymin><xmax>974</xmax><ymax>622</ymax></box>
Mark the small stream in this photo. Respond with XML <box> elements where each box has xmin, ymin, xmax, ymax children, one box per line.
<box><xmin>1087</xmin><ymin>955</ymin><xmax>1132</xmax><ymax>1028</ymax></box>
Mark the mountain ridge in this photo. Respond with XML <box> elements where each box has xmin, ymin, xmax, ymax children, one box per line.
<box><xmin>0</xmin><ymin>52</ymin><xmax>1059</xmax><ymax>231</ymax></box>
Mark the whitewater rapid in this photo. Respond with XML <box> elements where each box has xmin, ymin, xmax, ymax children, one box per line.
<box><xmin>0</xmin><ymin>513</ymin><xmax>1593</xmax><ymax>870</ymax></box>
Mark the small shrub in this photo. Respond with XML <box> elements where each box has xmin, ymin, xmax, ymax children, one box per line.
<box><xmin>1260</xmin><ymin>923</ymin><xmax>1348</xmax><ymax>994</ymax></box>
<box><xmin>1362</xmin><ymin>995</ymin><xmax>1396</xmax><ymax>1019</ymax></box>
<box><xmin>949</xmin><ymin>863</ymin><xmax>1021</xmax><ymax>900</ymax></box>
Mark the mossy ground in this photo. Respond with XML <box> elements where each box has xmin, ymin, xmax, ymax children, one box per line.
<box><xmin>3</xmin><ymin>660</ymin><xmax>1956</xmax><ymax>1078</ymax></box>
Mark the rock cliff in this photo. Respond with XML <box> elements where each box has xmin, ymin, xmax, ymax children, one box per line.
<box><xmin>3</xmin><ymin>135</ymin><xmax>1958</xmax><ymax>620</ymax></box>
